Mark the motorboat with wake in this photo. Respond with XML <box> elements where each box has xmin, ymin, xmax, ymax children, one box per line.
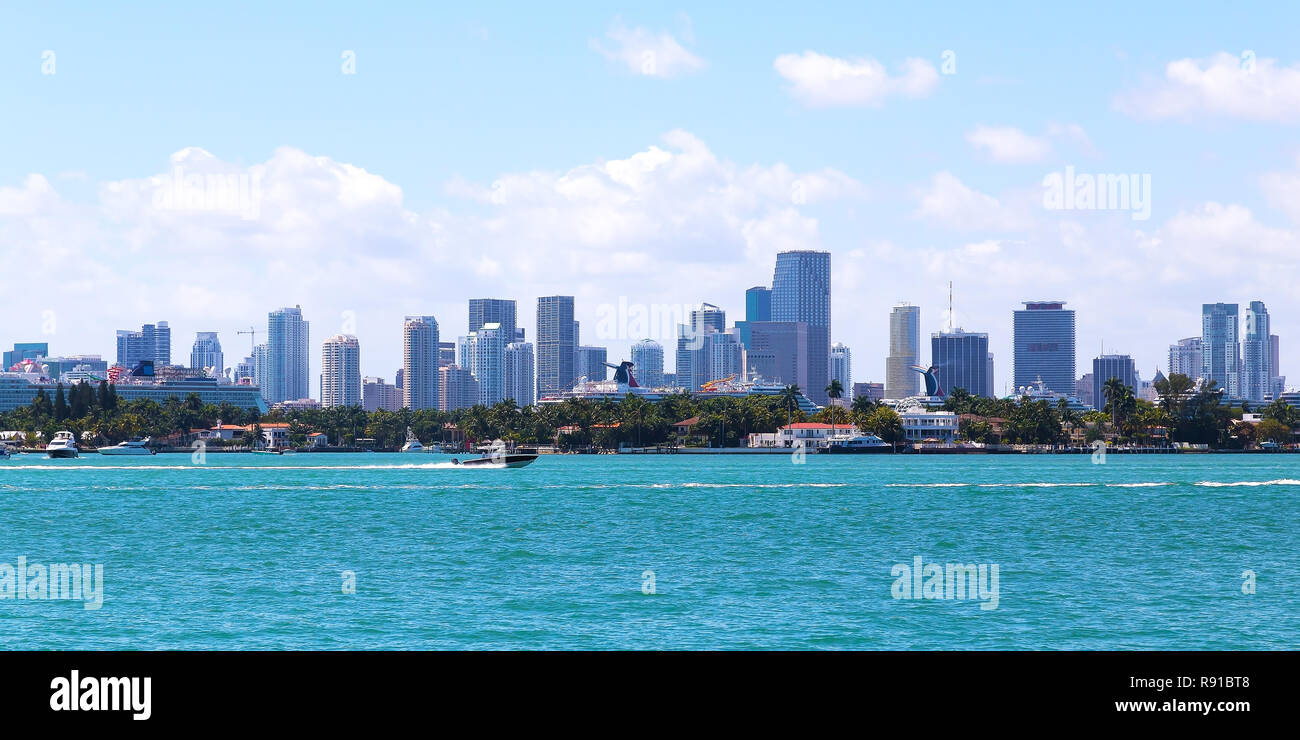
<box><xmin>450</xmin><ymin>445</ymin><xmax>538</xmax><ymax>468</ymax></box>
<box><xmin>99</xmin><ymin>438</ymin><xmax>155</xmax><ymax>456</ymax></box>
<box><xmin>46</xmin><ymin>431</ymin><xmax>80</xmax><ymax>459</ymax></box>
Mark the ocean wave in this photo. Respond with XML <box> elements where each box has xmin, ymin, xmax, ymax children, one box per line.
<box><xmin>1195</xmin><ymin>479</ymin><xmax>1300</xmax><ymax>487</ymax></box>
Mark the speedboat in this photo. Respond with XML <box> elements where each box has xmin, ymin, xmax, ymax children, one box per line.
<box><xmin>0</xmin><ymin>446</ymin><xmax>11</xmax><ymax>461</ymax></box>
<box><xmin>46</xmin><ymin>431</ymin><xmax>80</xmax><ymax>459</ymax></box>
<box><xmin>400</xmin><ymin>427</ymin><xmax>423</xmax><ymax>453</ymax></box>
<box><xmin>450</xmin><ymin>453</ymin><xmax>538</xmax><ymax>469</ymax></box>
<box><xmin>99</xmin><ymin>438</ymin><xmax>155</xmax><ymax>456</ymax></box>
<box><xmin>822</xmin><ymin>433</ymin><xmax>892</xmax><ymax>454</ymax></box>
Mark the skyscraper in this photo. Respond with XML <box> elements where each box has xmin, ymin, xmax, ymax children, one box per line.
<box><xmin>1270</xmin><ymin>334</ymin><xmax>1285</xmax><ymax>399</ymax></box>
<box><xmin>1168</xmin><ymin>337</ymin><xmax>1204</xmax><ymax>379</ymax></box>
<box><xmin>402</xmin><ymin>315</ymin><xmax>439</xmax><ymax>410</ymax></box>
<box><xmin>746</xmin><ymin>321</ymin><xmax>808</xmax><ymax>389</ymax></box>
<box><xmin>362</xmin><ymin>376</ymin><xmax>402</xmax><ymax>412</ymax></box>
<box><xmin>931</xmin><ymin>329</ymin><xmax>991</xmax><ymax>398</ymax></box>
<box><xmin>439</xmin><ymin>364</ymin><xmax>479</xmax><ymax>411</ymax></box>
<box><xmin>1242</xmin><ymin>300</ymin><xmax>1271</xmax><ymax>402</ymax></box>
<box><xmin>321</xmin><ymin>334</ymin><xmax>361</xmax><ymax>408</ymax></box>
<box><xmin>468</xmin><ymin>299</ymin><xmax>517</xmax><ymax>341</ymax></box>
<box><xmin>536</xmin><ymin>296</ymin><xmax>576</xmax><ymax>398</ymax></box>
<box><xmin>1201</xmin><ymin>303</ymin><xmax>1239</xmax><ymax>397</ymax></box>
<box><xmin>1093</xmin><ymin>354</ymin><xmax>1137</xmax><ymax>412</ymax></box>
<box><xmin>772</xmin><ymin>250</ymin><xmax>831</xmax><ymax>404</ymax></box>
<box><xmin>190</xmin><ymin>332</ymin><xmax>223</xmax><ymax>375</ymax></box>
<box><xmin>2</xmin><ymin>342</ymin><xmax>48</xmax><ymax>370</ymax></box>
<box><xmin>630</xmin><ymin>339</ymin><xmax>664</xmax><ymax>388</ymax></box>
<box><xmin>267</xmin><ymin>307</ymin><xmax>310</xmax><ymax>404</ymax></box>
<box><xmin>438</xmin><ymin>342</ymin><xmax>456</xmax><ymax>368</ymax></box>
<box><xmin>830</xmin><ymin>343</ymin><xmax>852</xmax><ymax>401</ymax></box>
<box><xmin>886</xmin><ymin>304</ymin><xmax>920</xmax><ymax>399</ymax></box>
<box><xmin>467</xmin><ymin>321</ymin><xmax>506</xmax><ymax>406</ymax></box>
<box><xmin>576</xmin><ymin>346</ymin><xmax>609</xmax><ymax>382</ymax></box>
<box><xmin>504</xmin><ymin>341</ymin><xmax>535</xmax><ymax>406</ymax></box>
<box><xmin>116</xmin><ymin>322</ymin><xmax>170</xmax><ymax>368</ymax></box>
<box><xmin>1013</xmin><ymin>301</ymin><xmax>1076</xmax><ymax>395</ymax></box>
<box><xmin>704</xmin><ymin>330</ymin><xmax>743</xmax><ymax>382</ymax></box>
<box><xmin>737</xmin><ymin>286</ymin><xmax>772</xmax><ymax>348</ymax></box>
<box><xmin>675</xmin><ymin>303</ymin><xmax>728</xmax><ymax>390</ymax></box>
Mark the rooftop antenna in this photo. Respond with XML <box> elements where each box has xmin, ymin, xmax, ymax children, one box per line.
<box><xmin>948</xmin><ymin>280</ymin><xmax>954</xmax><ymax>332</ymax></box>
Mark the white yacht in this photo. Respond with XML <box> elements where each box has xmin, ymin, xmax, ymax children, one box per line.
<box><xmin>823</xmin><ymin>433</ymin><xmax>892</xmax><ymax>454</ymax></box>
<box><xmin>100</xmin><ymin>438</ymin><xmax>155</xmax><ymax>456</ymax></box>
<box><xmin>400</xmin><ymin>427</ymin><xmax>423</xmax><ymax>453</ymax></box>
<box><xmin>46</xmin><ymin>431</ymin><xmax>79</xmax><ymax>459</ymax></box>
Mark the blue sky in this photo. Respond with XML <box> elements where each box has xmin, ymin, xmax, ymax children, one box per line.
<box><xmin>2</xmin><ymin>2</ymin><xmax>1299</xmax><ymax>395</ymax></box>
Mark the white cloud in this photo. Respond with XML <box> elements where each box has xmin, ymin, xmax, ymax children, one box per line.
<box><xmin>773</xmin><ymin>51</ymin><xmax>939</xmax><ymax>107</ymax></box>
<box><xmin>1115</xmin><ymin>52</ymin><xmax>1300</xmax><ymax>122</ymax></box>
<box><xmin>0</xmin><ymin>133</ymin><xmax>863</xmax><ymax>386</ymax></box>
<box><xmin>914</xmin><ymin>172</ymin><xmax>1029</xmax><ymax>231</ymax></box>
<box><xmin>965</xmin><ymin>126</ymin><xmax>1051</xmax><ymax>163</ymax></box>
<box><xmin>1260</xmin><ymin>156</ymin><xmax>1300</xmax><ymax>226</ymax></box>
<box><xmin>590</xmin><ymin>19</ymin><xmax>705</xmax><ymax>78</ymax></box>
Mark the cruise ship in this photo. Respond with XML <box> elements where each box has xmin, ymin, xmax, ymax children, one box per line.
<box><xmin>539</xmin><ymin>371</ymin><xmax>820</xmax><ymax>414</ymax></box>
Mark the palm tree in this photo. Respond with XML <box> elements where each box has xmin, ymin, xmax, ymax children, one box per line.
<box><xmin>825</xmin><ymin>379</ymin><xmax>844</xmax><ymax>437</ymax></box>
<box><xmin>1102</xmin><ymin>377</ymin><xmax>1130</xmax><ymax>431</ymax></box>
<box><xmin>778</xmin><ymin>385</ymin><xmax>802</xmax><ymax>431</ymax></box>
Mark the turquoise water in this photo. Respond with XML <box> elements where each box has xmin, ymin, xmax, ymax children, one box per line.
<box><xmin>1</xmin><ymin>452</ymin><xmax>1296</xmax><ymax>649</ymax></box>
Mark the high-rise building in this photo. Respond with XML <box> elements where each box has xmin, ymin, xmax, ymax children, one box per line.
<box><xmin>267</xmin><ymin>307</ymin><xmax>309</xmax><ymax>404</ymax></box>
<box><xmin>675</xmin><ymin>303</ymin><xmax>727</xmax><ymax>390</ymax></box>
<box><xmin>467</xmin><ymin>322</ymin><xmax>507</xmax><ymax>406</ymax></box>
<box><xmin>438</xmin><ymin>342</ymin><xmax>456</xmax><ymax>368</ymax></box>
<box><xmin>321</xmin><ymin>334</ymin><xmax>361</xmax><ymax>408</ymax></box>
<box><xmin>772</xmin><ymin>250</ymin><xmax>831</xmax><ymax>404</ymax></box>
<box><xmin>147</xmin><ymin>322</ymin><xmax>170</xmax><ymax>367</ymax></box>
<box><xmin>886</xmin><ymin>304</ymin><xmax>921</xmax><ymax>399</ymax></box>
<box><xmin>1092</xmin><ymin>355</ymin><xmax>1137</xmax><ymax>412</ymax></box>
<box><xmin>576</xmin><ymin>346</ymin><xmax>608</xmax><ymax>382</ymax></box>
<box><xmin>746</xmin><ymin>321</ymin><xmax>809</xmax><ymax>389</ymax></box>
<box><xmin>469</xmin><ymin>299</ymin><xmax>517</xmax><ymax>342</ymax></box>
<box><xmin>253</xmin><ymin>343</ymin><xmax>269</xmax><ymax>391</ymax></box>
<box><xmin>439</xmin><ymin>364</ymin><xmax>479</xmax><ymax>411</ymax></box>
<box><xmin>737</xmin><ymin>286</ymin><xmax>772</xmax><ymax>348</ymax></box>
<box><xmin>402</xmin><ymin>315</ymin><xmax>439</xmax><ymax>410</ymax></box>
<box><xmin>931</xmin><ymin>329</ymin><xmax>991</xmax><ymax>397</ymax></box>
<box><xmin>1076</xmin><ymin>373</ymin><xmax>1095</xmax><ymax>407</ymax></box>
<box><xmin>1013</xmin><ymin>301</ymin><xmax>1076</xmax><ymax>395</ymax></box>
<box><xmin>1242</xmin><ymin>301</ymin><xmax>1272</xmax><ymax>402</ymax></box>
<box><xmin>1201</xmin><ymin>303</ymin><xmax>1239</xmax><ymax>397</ymax></box>
<box><xmin>630</xmin><ymin>339</ymin><xmax>664</xmax><ymax>388</ymax></box>
<box><xmin>504</xmin><ymin>341</ymin><xmax>535</xmax><ymax>406</ymax></box>
<box><xmin>116</xmin><ymin>322</ymin><xmax>170</xmax><ymax>368</ymax></box>
<box><xmin>704</xmin><ymin>330</ymin><xmax>743</xmax><ymax>382</ymax></box>
<box><xmin>190</xmin><ymin>332</ymin><xmax>224</xmax><ymax>375</ymax></box>
<box><xmin>362</xmin><ymin>376</ymin><xmax>402</xmax><ymax>412</ymax></box>
<box><xmin>1270</xmin><ymin>334</ymin><xmax>1285</xmax><ymax>399</ymax></box>
<box><xmin>830</xmin><ymin>343</ymin><xmax>852</xmax><ymax>401</ymax></box>
<box><xmin>1168</xmin><ymin>337</ymin><xmax>1204</xmax><ymax>379</ymax></box>
<box><xmin>3</xmin><ymin>342</ymin><xmax>48</xmax><ymax>371</ymax></box>
<box><xmin>852</xmin><ymin>381</ymin><xmax>884</xmax><ymax>402</ymax></box>
<box><xmin>537</xmin><ymin>296</ymin><xmax>576</xmax><ymax>399</ymax></box>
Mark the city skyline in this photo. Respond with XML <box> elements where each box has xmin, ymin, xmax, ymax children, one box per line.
<box><xmin>4</xmin><ymin>6</ymin><xmax>1300</xmax><ymax>395</ymax></box>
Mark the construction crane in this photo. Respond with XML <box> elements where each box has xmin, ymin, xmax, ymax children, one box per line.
<box><xmin>237</xmin><ymin>327</ymin><xmax>258</xmax><ymax>355</ymax></box>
